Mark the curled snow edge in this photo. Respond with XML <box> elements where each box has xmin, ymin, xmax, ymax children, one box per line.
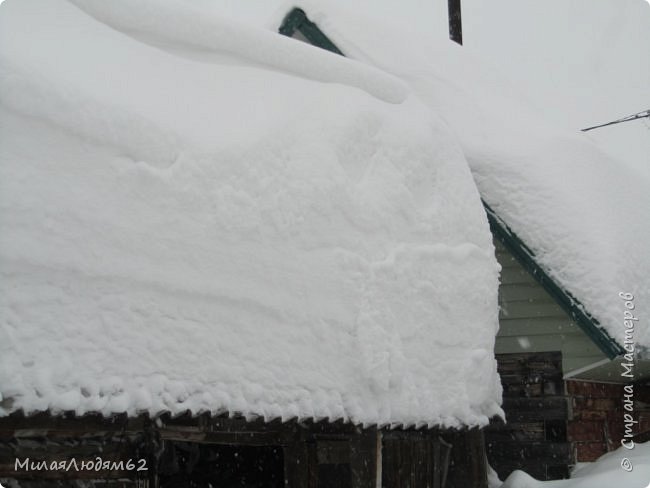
<box><xmin>0</xmin><ymin>0</ymin><xmax>503</xmax><ymax>427</ymax></box>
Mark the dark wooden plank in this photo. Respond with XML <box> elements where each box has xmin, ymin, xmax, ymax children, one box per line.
<box><xmin>0</xmin><ymin>412</ymin><xmax>146</xmax><ymax>435</ymax></box>
<box><xmin>413</xmin><ymin>439</ymin><xmax>426</xmax><ymax>487</ymax></box>
<box><xmin>427</xmin><ymin>437</ymin><xmax>435</xmax><ymax>487</ymax></box>
<box><xmin>444</xmin><ymin>429</ymin><xmax>487</xmax><ymax>488</ymax></box>
<box><xmin>502</xmin><ymin>397</ymin><xmax>568</xmax><ymax>422</ymax></box>
<box><xmin>307</xmin><ymin>441</ymin><xmax>318</xmax><ymax>488</ymax></box>
<box><xmin>485</xmin><ymin>421</ymin><xmax>545</xmax><ymax>442</ymax></box>
<box><xmin>159</xmin><ymin>429</ymin><xmax>284</xmax><ymax>446</ymax></box>
<box><xmin>547</xmin><ymin>464</ymin><xmax>570</xmax><ymax>479</ymax></box>
<box><xmin>468</xmin><ymin>429</ymin><xmax>488</xmax><ymax>488</ymax></box>
<box><xmin>486</xmin><ymin>441</ymin><xmax>572</xmax><ymax>465</ymax></box>
<box><xmin>497</xmin><ymin>352</ymin><xmax>563</xmax><ymax>372</ymax></box>
<box><xmin>283</xmin><ymin>441</ymin><xmax>309</xmax><ymax>488</ymax></box>
<box><xmin>439</xmin><ymin>436</ymin><xmax>452</xmax><ymax>488</ymax></box>
<box><xmin>544</xmin><ymin>420</ymin><xmax>567</xmax><ymax>442</ymax></box>
<box><xmin>316</xmin><ymin>440</ymin><xmax>349</xmax><ymax>464</ymax></box>
<box><xmin>350</xmin><ymin>429</ymin><xmax>377</xmax><ymax>488</ymax></box>
<box><xmin>381</xmin><ymin>438</ymin><xmax>398</xmax><ymax>488</ymax></box>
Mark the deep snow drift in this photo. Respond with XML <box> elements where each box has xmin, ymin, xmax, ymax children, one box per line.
<box><xmin>499</xmin><ymin>441</ymin><xmax>650</xmax><ymax>488</ymax></box>
<box><xmin>0</xmin><ymin>0</ymin><xmax>502</xmax><ymax>426</ymax></box>
<box><xmin>261</xmin><ymin>0</ymin><xmax>650</xmax><ymax>352</ymax></box>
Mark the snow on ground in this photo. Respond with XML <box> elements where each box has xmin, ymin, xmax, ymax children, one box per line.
<box><xmin>499</xmin><ymin>441</ymin><xmax>650</xmax><ymax>488</ymax></box>
<box><xmin>253</xmin><ymin>0</ymin><xmax>650</xmax><ymax>352</ymax></box>
<box><xmin>0</xmin><ymin>0</ymin><xmax>503</xmax><ymax>425</ymax></box>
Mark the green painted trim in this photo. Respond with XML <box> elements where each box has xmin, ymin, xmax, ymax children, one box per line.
<box><xmin>278</xmin><ymin>7</ymin><xmax>305</xmax><ymax>37</ymax></box>
<box><xmin>484</xmin><ymin>201</ymin><xmax>624</xmax><ymax>359</ymax></box>
<box><xmin>278</xmin><ymin>8</ymin><xmax>344</xmax><ymax>56</ymax></box>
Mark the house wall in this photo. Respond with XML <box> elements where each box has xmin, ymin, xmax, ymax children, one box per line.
<box><xmin>486</xmin><ymin>352</ymin><xmax>572</xmax><ymax>481</ymax></box>
<box><xmin>567</xmin><ymin>381</ymin><xmax>625</xmax><ymax>461</ymax></box>
<box><xmin>494</xmin><ymin>239</ymin><xmax>606</xmax><ymax>374</ymax></box>
<box><xmin>568</xmin><ymin>380</ymin><xmax>650</xmax><ymax>462</ymax></box>
<box><xmin>492</xmin><ymin>238</ymin><xmax>650</xmax><ymax>466</ymax></box>
<box><xmin>0</xmin><ymin>412</ymin><xmax>487</xmax><ymax>488</ymax></box>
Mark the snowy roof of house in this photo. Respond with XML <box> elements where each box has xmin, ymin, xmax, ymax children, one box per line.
<box><xmin>260</xmin><ymin>0</ymin><xmax>650</xmax><ymax>357</ymax></box>
<box><xmin>0</xmin><ymin>0</ymin><xmax>503</xmax><ymax>427</ymax></box>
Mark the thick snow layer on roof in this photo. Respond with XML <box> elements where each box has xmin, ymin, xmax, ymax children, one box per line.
<box><xmin>463</xmin><ymin>0</ymin><xmax>650</xmax><ymax>179</ymax></box>
<box><xmin>273</xmin><ymin>0</ymin><xmax>650</xmax><ymax>352</ymax></box>
<box><xmin>0</xmin><ymin>0</ymin><xmax>502</xmax><ymax>426</ymax></box>
<box><xmin>499</xmin><ymin>441</ymin><xmax>650</xmax><ymax>488</ymax></box>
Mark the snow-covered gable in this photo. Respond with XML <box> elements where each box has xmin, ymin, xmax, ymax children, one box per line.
<box><xmin>273</xmin><ymin>0</ymin><xmax>650</xmax><ymax>355</ymax></box>
<box><xmin>0</xmin><ymin>0</ymin><xmax>502</xmax><ymax>427</ymax></box>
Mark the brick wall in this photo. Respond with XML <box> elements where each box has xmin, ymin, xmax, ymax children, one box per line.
<box><xmin>566</xmin><ymin>381</ymin><xmax>650</xmax><ymax>461</ymax></box>
<box><xmin>634</xmin><ymin>381</ymin><xmax>650</xmax><ymax>435</ymax></box>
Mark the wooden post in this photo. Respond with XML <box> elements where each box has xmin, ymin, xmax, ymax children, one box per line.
<box><xmin>448</xmin><ymin>0</ymin><xmax>463</xmax><ymax>45</ymax></box>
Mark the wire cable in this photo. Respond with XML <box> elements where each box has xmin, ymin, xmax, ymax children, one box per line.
<box><xmin>582</xmin><ymin>109</ymin><xmax>650</xmax><ymax>132</ymax></box>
